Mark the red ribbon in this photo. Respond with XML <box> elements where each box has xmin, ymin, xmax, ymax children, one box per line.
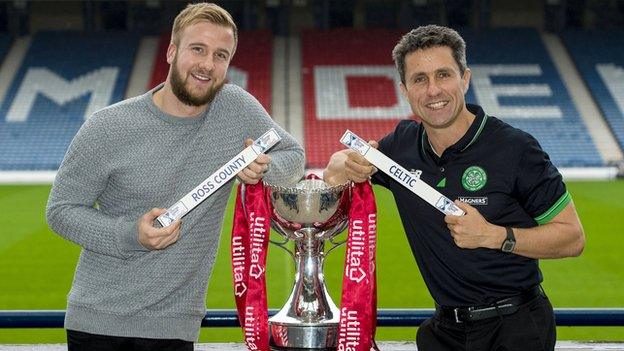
<box><xmin>337</xmin><ymin>181</ymin><xmax>378</xmax><ymax>351</ymax></box>
<box><xmin>231</xmin><ymin>180</ymin><xmax>377</xmax><ymax>351</ymax></box>
<box><xmin>231</xmin><ymin>183</ymin><xmax>271</xmax><ymax>351</ymax></box>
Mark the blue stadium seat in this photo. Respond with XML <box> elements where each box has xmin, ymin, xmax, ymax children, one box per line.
<box><xmin>0</xmin><ymin>34</ymin><xmax>12</xmax><ymax>62</ymax></box>
<box><xmin>462</xmin><ymin>28</ymin><xmax>602</xmax><ymax>167</ymax></box>
<box><xmin>561</xmin><ymin>29</ymin><xmax>624</xmax><ymax>154</ymax></box>
<box><xmin>0</xmin><ymin>31</ymin><xmax>139</xmax><ymax>171</ymax></box>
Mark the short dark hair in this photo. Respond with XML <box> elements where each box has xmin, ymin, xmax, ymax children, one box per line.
<box><xmin>392</xmin><ymin>25</ymin><xmax>467</xmax><ymax>84</ymax></box>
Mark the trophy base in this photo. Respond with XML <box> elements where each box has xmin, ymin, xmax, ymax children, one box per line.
<box><xmin>270</xmin><ymin>345</ymin><xmax>336</xmax><ymax>351</ymax></box>
<box><xmin>269</xmin><ymin>321</ymin><xmax>338</xmax><ymax>350</ymax></box>
<box><xmin>270</xmin><ymin>346</ymin><xmax>336</xmax><ymax>351</ymax></box>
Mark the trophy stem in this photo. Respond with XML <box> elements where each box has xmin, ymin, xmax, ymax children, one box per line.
<box><xmin>293</xmin><ymin>229</ymin><xmax>334</xmax><ymax>322</ymax></box>
<box><xmin>269</xmin><ymin>229</ymin><xmax>340</xmax><ymax>350</ymax></box>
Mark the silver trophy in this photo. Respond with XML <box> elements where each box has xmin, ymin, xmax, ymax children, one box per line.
<box><xmin>262</xmin><ymin>177</ymin><xmax>350</xmax><ymax>350</ymax></box>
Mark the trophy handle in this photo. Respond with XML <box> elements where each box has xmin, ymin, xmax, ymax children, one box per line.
<box><xmin>324</xmin><ymin>220</ymin><xmax>348</xmax><ymax>256</ymax></box>
<box><xmin>325</xmin><ymin>236</ymin><xmax>346</xmax><ymax>256</ymax></box>
<box><xmin>269</xmin><ymin>235</ymin><xmax>296</xmax><ymax>262</ymax></box>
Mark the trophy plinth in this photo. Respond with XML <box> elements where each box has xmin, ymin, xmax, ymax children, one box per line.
<box><xmin>263</xmin><ymin>178</ymin><xmax>350</xmax><ymax>350</ymax></box>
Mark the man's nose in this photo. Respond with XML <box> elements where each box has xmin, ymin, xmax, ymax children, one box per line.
<box><xmin>198</xmin><ymin>54</ymin><xmax>215</xmax><ymax>72</ymax></box>
<box><xmin>427</xmin><ymin>79</ymin><xmax>442</xmax><ymax>96</ymax></box>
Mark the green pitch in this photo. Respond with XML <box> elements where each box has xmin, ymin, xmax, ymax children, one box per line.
<box><xmin>1</xmin><ymin>181</ymin><xmax>623</xmax><ymax>343</ymax></box>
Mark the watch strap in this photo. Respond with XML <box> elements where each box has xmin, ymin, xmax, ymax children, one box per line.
<box><xmin>501</xmin><ymin>227</ymin><xmax>516</xmax><ymax>252</ymax></box>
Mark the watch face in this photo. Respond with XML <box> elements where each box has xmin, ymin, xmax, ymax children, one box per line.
<box><xmin>502</xmin><ymin>240</ymin><xmax>515</xmax><ymax>253</ymax></box>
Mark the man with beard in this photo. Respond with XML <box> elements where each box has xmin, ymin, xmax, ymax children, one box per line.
<box><xmin>46</xmin><ymin>3</ymin><xmax>304</xmax><ymax>350</ymax></box>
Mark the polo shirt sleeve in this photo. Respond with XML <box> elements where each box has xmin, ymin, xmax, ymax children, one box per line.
<box><xmin>515</xmin><ymin>134</ymin><xmax>571</xmax><ymax>225</ymax></box>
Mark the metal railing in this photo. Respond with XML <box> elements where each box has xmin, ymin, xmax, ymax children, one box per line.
<box><xmin>2</xmin><ymin>309</ymin><xmax>624</xmax><ymax>328</ymax></box>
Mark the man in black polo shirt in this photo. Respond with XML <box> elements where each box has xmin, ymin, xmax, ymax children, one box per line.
<box><xmin>323</xmin><ymin>25</ymin><xmax>585</xmax><ymax>351</ymax></box>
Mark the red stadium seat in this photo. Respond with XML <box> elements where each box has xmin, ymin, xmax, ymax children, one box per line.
<box><xmin>301</xmin><ymin>29</ymin><xmax>418</xmax><ymax>168</ymax></box>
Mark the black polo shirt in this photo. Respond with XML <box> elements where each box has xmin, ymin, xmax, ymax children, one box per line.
<box><xmin>372</xmin><ymin>104</ymin><xmax>570</xmax><ymax>307</ymax></box>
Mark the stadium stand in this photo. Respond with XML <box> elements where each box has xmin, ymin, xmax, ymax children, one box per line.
<box><xmin>0</xmin><ymin>30</ymin><xmax>271</xmax><ymax>172</ymax></box>
<box><xmin>302</xmin><ymin>28</ymin><xmax>604</xmax><ymax>168</ymax></box>
<box><xmin>302</xmin><ymin>29</ymin><xmax>410</xmax><ymax>168</ymax></box>
<box><xmin>0</xmin><ymin>28</ymin><xmax>614</xmax><ymax>171</ymax></box>
<box><xmin>0</xmin><ymin>31</ymin><xmax>139</xmax><ymax>171</ymax></box>
<box><xmin>0</xmin><ymin>34</ymin><xmax>12</xmax><ymax>62</ymax></box>
<box><xmin>149</xmin><ymin>30</ymin><xmax>273</xmax><ymax>113</ymax></box>
<box><xmin>561</xmin><ymin>29</ymin><xmax>624</xmax><ymax>153</ymax></box>
<box><xmin>462</xmin><ymin>28</ymin><xmax>603</xmax><ymax>167</ymax></box>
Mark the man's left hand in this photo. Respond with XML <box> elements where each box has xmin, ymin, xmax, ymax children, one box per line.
<box><xmin>444</xmin><ymin>200</ymin><xmax>505</xmax><ymax>250</ymax></box>
<box><xmin>237</xmin><ymin>138</ymin><xmax>271</xmax><ymax>184</ymax></box>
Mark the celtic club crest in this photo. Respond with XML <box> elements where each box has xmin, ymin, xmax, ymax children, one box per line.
<box><xmin>462</xmin><ymin>166</ymin><xmax>487</xmax><ymax>191</ymax></box>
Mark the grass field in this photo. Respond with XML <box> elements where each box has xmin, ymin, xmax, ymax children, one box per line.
<box><xmin>1</xmin><ymin>181</ymin><xmax>623</xmax><ymax>343</ymax></box>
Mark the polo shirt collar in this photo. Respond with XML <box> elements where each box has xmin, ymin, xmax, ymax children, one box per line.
<box><xmin>422</xmin><ymin>104</ymin><xmax>488</xmax><ymax>158</ymax></box>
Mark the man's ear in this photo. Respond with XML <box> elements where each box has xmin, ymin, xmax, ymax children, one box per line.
<box><xmin>461</xmin><ymin>67</ymin><xmax>471</xmax><ymax>93</ymax></box>
<box><xmin>166</xmin><ymin>43</ymin><xmax>177</xmax><ymax>65</ymax></box>
<box><xmin>399</xmin><ymin>82</ymin><xmax>408</xmax><ymax>99</ymax></box>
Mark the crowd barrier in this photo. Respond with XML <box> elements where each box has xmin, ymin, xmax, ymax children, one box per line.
<box><xmin>2</xmin><ymin>308</ymin><xmax>624</xmax><ymax>328</ymax></box>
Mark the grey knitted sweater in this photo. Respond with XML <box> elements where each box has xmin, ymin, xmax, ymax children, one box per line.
<box><xmin>46</xmin><ymin>84</ymin><xmax>305</xmax><ymax>341</ymax></box>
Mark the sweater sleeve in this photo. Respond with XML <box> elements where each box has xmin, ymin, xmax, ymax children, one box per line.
<box><xmin>46</xmin><ymin>113</ymin><xmax>148</xmax><ymax>259</ymax></box>
<box><xmin>237</xmin><ymin>89</ymin><xmax>305</xmax><ymax>186</ymax></box>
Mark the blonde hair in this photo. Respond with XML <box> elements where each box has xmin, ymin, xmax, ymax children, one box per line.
<box><xmin>171</xmin><ymin>3</ymin><xmax>238</xmax><ymax>51</ymax></box>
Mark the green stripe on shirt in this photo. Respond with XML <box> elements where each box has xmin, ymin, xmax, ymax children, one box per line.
<box><xmin>534</xmin><ymin>191</ymin><xmax>572</xmax><ymax>225</ymax></box>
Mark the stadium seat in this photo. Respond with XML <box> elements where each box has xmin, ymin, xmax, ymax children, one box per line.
<box><xmin>0</xmin><ymin>34</ymin><xmax>12</xmax><ymax>62</ymax></box>
<box><xmin>462</xmin><ymin>28</ymin><xmax>602</xmax><ymax>166</ymax></box>
<box><xmin>302</xmin><ymin>29</ymin><xmax>409</xmax><ymax>168</ymax></box>
<box><xmin>561</xmin><ymin>29</ymin><xmax>624</xmax><ymax>153</ymax></box>
<box><xmin>0</xmin><ymin>31</ymin><xmax>139</xmax><ymax>170</ymax></box>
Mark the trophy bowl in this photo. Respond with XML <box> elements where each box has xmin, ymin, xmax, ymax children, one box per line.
<box><xmin>263</xmin><ymin>177</ymin><xmax>350</xmax><ymax>350</ymax></box>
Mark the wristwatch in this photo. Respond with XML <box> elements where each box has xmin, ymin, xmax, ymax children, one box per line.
<box><xmin>501</xmin><ymin>227</ymin><xmax>516</xmax><ymax>253</ymax></box>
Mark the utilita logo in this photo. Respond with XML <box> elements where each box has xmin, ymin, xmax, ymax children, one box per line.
<box><xmin>248</xmin><ymin>212</ymin><xmax>267</xmax><ymax>279</ymax></box>
<box><xmin>337</xmin><ymin>308</ymin><xmax>361</xmax><ymax>351</ymax></box>
<box><xmin>346</xmin><ymin>220</ymin><xmax>366</xmax><ymax>283</ymax></box>
<box><xmin>232</xmin><ymin>235</ymin><xmax>247</xmax><ymax>297</ymax></box>
<box><xmin>244</xmin><ymin>306</ymin><xmax>260</xmax><ymax>350</ymax></box>
<box><xmin>346</xmin><ymin>214</ymin><xmax>376</xmax><ymax>283</ymax></box>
